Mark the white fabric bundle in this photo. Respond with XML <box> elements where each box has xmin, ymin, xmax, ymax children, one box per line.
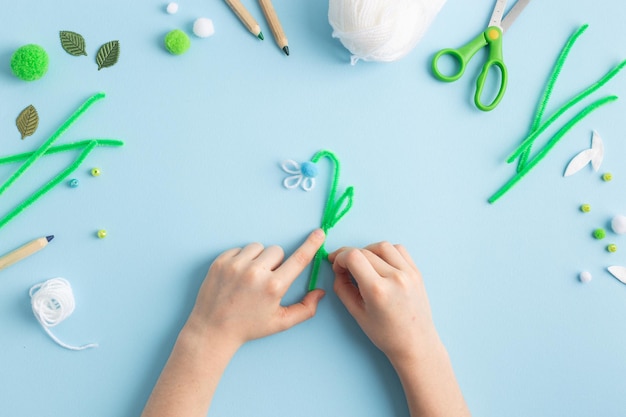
<box><xmin>328</xmin><ymin>0</ymin><xmax>447</xmax><ymax>65</ymax></box>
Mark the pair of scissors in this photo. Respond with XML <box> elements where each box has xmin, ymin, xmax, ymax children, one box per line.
<box><xmin>432</xmin><ymin>0</ymin><xmax>531</xmax><ymax>111</ymax></box>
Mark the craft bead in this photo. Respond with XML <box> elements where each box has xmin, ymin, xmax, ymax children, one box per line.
<box><xmin>97</xmin><ymin>229</ymin><xmax>107</xmax><ymax>239</ymax></box>
<box><xmin>91</xmin><ymin>168</ymin><xmax>101</xmax><ymax>177</ymax></box>
<box><xmin>68</xmin><ymin>179</ymin><xmax>79</xmax><ymax>188</ymax></box>
<box><xmin>580</xmin><ymin>204</ymin><xmax>591</xmax><ymax>213</ymax></box>
<box><xmin>611</xmin><ymin>215</ymin><xmax>626</xmax><ymax>235</ymax></box>
<box><xmin>607</xmin><ymin>243</ymin><xmax>618</xmax><ymax>253</ymax></box>
<box><xmin>602</xmin><ymin>172</ymin><xmax>613</xmax><ymax>181</ymax></box>
<box><xmin>193</xmin><ymin>18</ymin><xmax>215</xmax><ymax>38</ymax></box>
<box><xmin>593</xmin><ymin>228</ymin><xmax>606</xmax><ymax>240</ymax></box>
<box><xmin>579</xmin><ymin>271</ymin><xmax>592</xmax><ymax>283</ymax></box>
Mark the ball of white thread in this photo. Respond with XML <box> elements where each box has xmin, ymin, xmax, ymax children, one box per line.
<box><xmin>328</xmin><ymin>0</ymin><xmax>447</xmax><ymax>65</ymax></box>
<box><xmin>29</xmin><ymin>277</ymin><xmax>97</xmax><ymax>351</ymax></box>
<box><xmin>611</xmin><ymin>215</ymin><xmax>626</xmax><ymax>235</ymax></box>
<box><xmin>193</xmin><ymin>17</ymin><xmax>215</xmax><ymax>38</ymax></box>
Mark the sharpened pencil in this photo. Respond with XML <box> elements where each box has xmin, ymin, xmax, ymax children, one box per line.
<box><xmin>224</xmin><ymin>0</ymin><xmax>265</xmax><ymax>40</ymax></box>
<box><xmin>0</xmin><ymin>235</ymin><xmax>54</xmax><ymax>271</ymax></box>
<box><xmin>258</xmin><ymin>0</ymin><xmax>289</xmax><ymax>55</ymax></box>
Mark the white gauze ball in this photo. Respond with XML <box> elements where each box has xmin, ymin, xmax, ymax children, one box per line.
<box><xmin>328</xmin><ymin>0</ymin><xmax>447</xmax><ymax>65</ymax></box>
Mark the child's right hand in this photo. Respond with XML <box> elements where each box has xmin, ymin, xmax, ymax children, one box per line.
<box><xmin>328</xmin><ymin>242</ymin><xmax>441</xmax><ymax>365</ymax></box>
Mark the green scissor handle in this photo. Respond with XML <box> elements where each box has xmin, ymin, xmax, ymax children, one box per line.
<box><xmin>432</xmin><ymin>26</ymin><xmax>508</xmax><ymax>111</ymax></box>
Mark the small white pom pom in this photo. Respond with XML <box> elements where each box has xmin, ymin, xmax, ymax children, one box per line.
<box><xmin>328</xmin><ymin>0</ymin><xmax>447</xmax><ymax>65</ymax></box>
<box><xmin>611</xmin><ymin>215</ymin><xmax>626</xmax><ymax>235</ymax></box>
<box><xmin>579</xmin><ymin>271</ymin><xmax>592</xmax><ymax>283</ymax></box>
<box><xmin>193</xmin><ymin>17</ymin><xmax>215</xmax><ymax>38</ymax></box>
<box><xmin>166</xmin><ymin>2</ymin><xmax>179</xmax><ymax>14</ymax></box>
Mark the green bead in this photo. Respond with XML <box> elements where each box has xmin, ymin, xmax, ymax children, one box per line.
<box><xmin>91</xmin><ymin>167</ymin><xmax>101</xmax><ymax>177</ymax></box>
<box><xmin>97</xmin><ymin>229</ymin><xmax>107</xmax><ymax>239</ymax></box>
<box><xmin>580</xmin><ymin>204</ymin><xmax>591</xmax><ymax>213</ymax></box>
<box><xmin>10</xmin><ymin>44</ymin><xmax>49</xmax><ymax>81</ymax></box>
<box><xmin>164</xmin><ymin>29</ymin><xmax>191</xmax><ymax>55</ymax></box>
<box><xmin>593</xmin><ymin>228</ymin><xmax>606</xmax><ymax>240</ymax></box>
<box><xmin>608</xmin><ymin>243</ymin><xmax>618</xmax><ymax>253</ymax></box>
<box><xmin>602</xmin><ymin>172</ymin><xmax>613</xmax><ymax>182</ymax></box>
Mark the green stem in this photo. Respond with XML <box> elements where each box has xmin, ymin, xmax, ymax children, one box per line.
<box><xmin>0</xmin><ymin>139</ymin><xmax>123</xmax><ymax>165</ymax></box>
<box><xmin>489</xmin><ymin>95</ymin><xmax>617</xmax><ymax>203</ymax></box>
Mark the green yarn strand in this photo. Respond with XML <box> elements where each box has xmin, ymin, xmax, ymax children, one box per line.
<box><xmin>0</xmin><ymin>92</ymin><xmax>105</xmax><ymax>197</ymax></box>
<box><xmin>0</xmin><ymin>141</ymin><xmax>98</xmax><ymax>230</ymax></box>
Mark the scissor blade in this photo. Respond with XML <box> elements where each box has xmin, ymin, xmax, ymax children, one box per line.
<box><xmin>489</xmin><ymin>0</ymin><xmax>507</xmax><ymax>28</ymax></box>
<box><xmin>501</xmin><ymin>0</ymin><xmax>531</xmax><ymax>33</ymax></box>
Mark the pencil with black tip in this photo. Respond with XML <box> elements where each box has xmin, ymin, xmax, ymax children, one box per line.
<box><xmin>0</xmin><ymin>235</ymin><xmax>54</xmax><ymax>271</ymax></box>
<box><xmin>224</xmin><ymin>0</ymin><xmax>265</xmax><ymax>40</ymax></box>
<box><xmin>258</xmin><ymin>0</ymin><xmax>289</xmax><ymax>55</ymax></box>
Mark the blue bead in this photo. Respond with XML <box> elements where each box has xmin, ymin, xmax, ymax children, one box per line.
<box><xmin>301</xmin><ymin>161</ymin><xmax>318</xmax><ymax>178</ymax></box>
<box><xmin>69</xmin><ymin>179</ymin><xmax>79</xmax><ymax>188</ymax></box>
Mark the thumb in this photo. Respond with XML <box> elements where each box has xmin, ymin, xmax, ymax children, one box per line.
<box><xmin>278</xmin><ymin>289</ymin><xmax>326</xmax><ymax>331</ymax></box>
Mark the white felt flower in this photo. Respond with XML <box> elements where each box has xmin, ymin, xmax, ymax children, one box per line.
<box><xmin>281</xmin><ymin>159</ymin><xmax>318</xmax><ymax>191</ymax></box>
<box><xmin>608</xmin><ymin>266</ymin><xmax>626</xmax><ymax>285</ymax></box>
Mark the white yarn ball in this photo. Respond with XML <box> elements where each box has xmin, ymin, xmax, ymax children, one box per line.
<box><xmin>166</xmin><ymin>2</ymin><xmax>179</xmax><ymax>14</ymax></box>
<box><xmin>612</xmin><ymin>215</ymin><xmax>626</xmax><ymax>235</ymax></box>
<box><xmin>193</xmin><ymin>17</ymin><xmax>215</xmax><ymax>38</ymax></box>
<box><xmin>328</xmin><ymin>0</ymin><xmax>447</xmax><ymax>65</ymax></box>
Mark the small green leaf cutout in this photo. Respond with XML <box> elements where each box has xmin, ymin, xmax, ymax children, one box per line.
<box><xmin>16</xmin><ymin>105</ymin><xmax>39</xmax><ymax>140</ymax></box>
<box><xmin>59</xmin><ymin>31</ymin><xmax>87</xmax><ymax>56</ymax></box>
<box><xmin>96</xmin><ymin>40</ymin><xmax>120</xmax><ymax>70</ymax></box>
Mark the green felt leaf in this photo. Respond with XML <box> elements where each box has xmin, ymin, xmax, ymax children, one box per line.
<box><xmin>96</xmin><ymin>40</ymin><xmax>120</xmax><ymax>70</ymax></box>
<box><xmin>59</xmin><ymin>31</ymin><xmax>87</xmax><ymax>56</ymax></box>
<box><xmin>16</xmin><ymin>105</ymin><xmax>39</xmax><ymax>140</ymax></box>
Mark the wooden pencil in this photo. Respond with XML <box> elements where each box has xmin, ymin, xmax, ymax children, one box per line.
<box><xmin>258</xmin><ymin>0</ymin><xmax>289</xmax><ymax>55</ymax></box>
<box><xmin>0</xmin><ymin>235</ymin><xmax>54</xmax><ymax>271</ymax></box>
<box><xmin>223</xmin><ymin>0</ymin><xmax>265</xmax><ymax>40</ymax></box>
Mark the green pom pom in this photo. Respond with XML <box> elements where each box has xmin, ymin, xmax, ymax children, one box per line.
<box><xmin>10</xmin><ymin>44</ymin><xmax>49</xmax><ymax>81</ymax></box>
<box><xmin>164</xmin><ymin>30</ymin><xmax>191</xmax><ymax>55</ymax></box>
<box><xmin>593</xmin><ymin>228</ymin><xmax>606</xmax><ymax>240</ymax></box>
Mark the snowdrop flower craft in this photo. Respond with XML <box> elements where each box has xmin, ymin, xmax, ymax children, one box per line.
<box><xmin>564</xmin><ymin>130</ymin><xmax>604</xmax><ymax>177</ymax></box>
<box><xmin>281</xmin><ymin>150</ymin><xmax>354</xmax><ymax>290</ymax></box>
<box><xmin>281</xmin><ymin>159</ymin><xmax>319</xmax><ymax>191</ymax></box>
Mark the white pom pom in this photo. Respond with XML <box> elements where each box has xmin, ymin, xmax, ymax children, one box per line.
<box><xmin>166</xmin><ymin>2</ymin><xmax>179</xmax><ymax>14</ymax></box>
<box><xmin>579</xmin><ymin>271</ymin><xmax>592</xmax><ymax>283</ymax></box>
<box><xmin>611</xmin><ymin>215</ymin><xmax>626</xmax><ymax>235</ymax></box>
<box><xmin>193</xmin><ymin>17</ymin><xmax>215</xmax><ymax>38</ymax></box>
<box><xmin>328</xmin><ymin>0</ymin><xmax>447</xmax><ymax>65</ymax></box>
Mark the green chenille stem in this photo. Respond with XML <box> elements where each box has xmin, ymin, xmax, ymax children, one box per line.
<box><xmin>308</xmin><ymin>150</ymin><xmax>354</xmax><ymax>291</ymax></box>
<box><xmin>517</xmin><ymin>24</ymin><xmax>589</xmax><ymax>171</ymax></box>
<box><xmin>0</xmin><ymin>92</ymin><xmax>105</xmax><ymax>197</ymax></box>
<box><xmin>0</xmin><ymin>139</ymin><xmax>123</xmax><ymax>165</ymax></box>
<box><xmin>488</xmin><ymin>95</ymin><xmax>617</xmax><ymax>203</ymax></box>
<box><xmin>0</xmin><ymin>141</ymin><xmax>98</xmax><ymax>230</ymax></box>
<box><xmin>509</xmin><ymin>59</ymin><xmax>626</xmax><ymax>164</ymax></box>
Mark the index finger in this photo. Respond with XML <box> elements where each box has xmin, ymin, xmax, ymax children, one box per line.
<box><xmin>276</xmin><ymin>229</ymin><xmax>326</xmax><ymax>282</ymax></box>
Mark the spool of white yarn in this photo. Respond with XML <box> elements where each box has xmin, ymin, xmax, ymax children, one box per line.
<box><xmin>29</xmin><ymin>278</ymin><xmax>98</xmax><ymax>351</ymax></box>
<box><xmin>328</xmin><ymin>0</ymin><xmax>447</xmax><ymax>65</ymax></box>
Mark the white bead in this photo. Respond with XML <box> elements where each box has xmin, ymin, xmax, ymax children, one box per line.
<box><xmin>166</xmin><ymin>2</ymin><xmax>179</xmax><ymax>14</ymax></box>
<box><xmin>193</xmin><ymin>17</ymin><xmax>215</xmax><ymax>38</ymax></box>
<box><xmin>611</xmin><ymin>215</ymin><xmax>626</xmax><ymax>235</ymax></box>
<box><xmin>579</xmin><ymin>271</ymin><xmax>592</xmax><ymax>283</ymax></box>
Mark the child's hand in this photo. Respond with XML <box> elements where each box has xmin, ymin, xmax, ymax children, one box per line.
<box><xmin>329</xmin><ymin>242</ymin><xmax>440</xmax><ymax>364</ymax></box>
<box><xmin>186</xmin><ymin>229</ymin><xmax>326</xmax><ymax>349</ymax></box>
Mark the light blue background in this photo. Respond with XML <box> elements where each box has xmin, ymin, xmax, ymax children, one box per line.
<box><xmin>1</xmin><ymin>1</ymin><xmax>626</xmax><ymax>416</ymax></box>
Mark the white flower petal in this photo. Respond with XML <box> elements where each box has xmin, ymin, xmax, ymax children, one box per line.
<box><xmin>591</xmin><ymin>130</ymin><xmax>604</xmax><ymax>171</ymax></box>
<box><xmin>283</xmin><ymin>175</ymin><xmax>303</xmax><ymax>189</ymax></box>
<box><xmin>281</xmin><ymin>160</ymin><xmax>302</xmax><ymax>175</ymax></box>
<box><xmin>301</xmin><ymin>177</ymin><xmax>315</xmax><ymax>191</ymax></box>
<box><xmin>564</xmin><ymin>149</ymin><xmax>595</xmax><ymax>177</ymax></box>
<box><xmin>608</xmin><ymin>266</ymin><xmax>626</xmax><ymax>285</ymax></box>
